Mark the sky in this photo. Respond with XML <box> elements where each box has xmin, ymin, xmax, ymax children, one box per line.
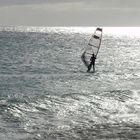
<box><xmin>0</xmin><ymin>0</ymin><xmax>140</xmax><ymax>26</ymax></box>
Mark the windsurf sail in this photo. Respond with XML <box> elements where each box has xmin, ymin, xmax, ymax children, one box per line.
<box><xmin>81</xmin><ymin>27</ymin><xmax>103</xmax><ymax>68</ymax></box>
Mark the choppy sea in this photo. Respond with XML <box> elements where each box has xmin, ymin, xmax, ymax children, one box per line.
<box><xmin>0</xmin><ymin>26</ymin><xmax>140</xmax><ymax>140</ymax></box>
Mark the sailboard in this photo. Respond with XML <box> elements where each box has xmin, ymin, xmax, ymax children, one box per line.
<box><xmin>81</xmin><ymin>27</ymin><xmax>103</xmax><ymax>68</ymax></box>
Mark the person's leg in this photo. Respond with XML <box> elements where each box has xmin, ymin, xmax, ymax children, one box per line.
<box><xmin>87</xmin><ymin>63</ymin><xmax>92</xmax><ymax>72</ymax></box>
<box><xmin>92</xmin><ymin>61</ymin><xmax>95</xmax><ymax>72</ymax></box>
<box><xmin>93</xmin><ymin>65</ymin><xmax>95</xmax><ymax>72</ymax></box>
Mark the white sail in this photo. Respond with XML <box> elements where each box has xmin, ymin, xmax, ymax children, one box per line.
<box><xmin>81</xmin><ymin>27</ymin><xmax>103</xmax><ymax>68</ymax></box>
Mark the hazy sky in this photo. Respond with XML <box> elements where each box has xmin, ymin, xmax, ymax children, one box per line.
<box><xmin>0</xmin><ymin>0</ymin><xmax>140</xmax><ymax>26</ymax></box>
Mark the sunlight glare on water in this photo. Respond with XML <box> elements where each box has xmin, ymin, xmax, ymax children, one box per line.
<box><xmin>104</xmin><ymin>27</ymin><xmax>140</xmax><ymax>36</ymax></box>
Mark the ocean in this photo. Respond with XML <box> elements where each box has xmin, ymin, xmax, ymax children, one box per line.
<box><xmin>0</xmin><ymin>26</ymin><xmax>140</xmax><ymax>140</ymax></box>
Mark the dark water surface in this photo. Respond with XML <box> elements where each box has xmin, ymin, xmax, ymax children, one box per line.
<box><xmin>0</xmin><ymin>27</ymin><xmax>140</xmax><ymax>140</ymax></box>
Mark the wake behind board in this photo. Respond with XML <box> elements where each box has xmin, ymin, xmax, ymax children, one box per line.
<box><xmin>81</xmin><ymin>27</ymin><xmax>103</xmax><ymax>68</ymax></box>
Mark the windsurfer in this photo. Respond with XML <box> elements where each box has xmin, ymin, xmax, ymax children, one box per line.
<box><xmin>87</xmin><ymin>53</ymin><xmax>96</xmax><ymax>72</ymax></box>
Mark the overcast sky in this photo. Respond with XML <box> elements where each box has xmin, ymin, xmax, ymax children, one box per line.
<box><xmin>0</xmin><ymin>0</ymin><xmax>140</xmax><ymax>26</ymax></box>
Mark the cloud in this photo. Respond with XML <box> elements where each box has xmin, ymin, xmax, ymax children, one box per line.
<box><xmin>0</xmin><ymin>0</ymin><xmax>140</xmax><ymax>26</ymax></box>
<box><xmin>0</xmin><ymin>3</ymin><xmax>140</xmax><ymax>26</ymax></box>
<box><xmin>0</xmin><ymin>0</ymin><xmax>80</xmax><ymax>6</ymax></box>
<box><xmin>0</xmin><ymin>0</ymin><xmax>140</xmax><ymax>9</ymax></box>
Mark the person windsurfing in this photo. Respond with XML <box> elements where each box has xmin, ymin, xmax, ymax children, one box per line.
<box><xmin>87</xmin><ymin>53</ymin><xmax>96</xmax><ymax>72</ymax></box>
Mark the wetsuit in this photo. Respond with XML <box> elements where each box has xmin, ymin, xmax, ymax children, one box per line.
<box><xmin>87</xmin><ymin>54</ymin><xmax>96</xmax><ymax>72</ymax></box>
